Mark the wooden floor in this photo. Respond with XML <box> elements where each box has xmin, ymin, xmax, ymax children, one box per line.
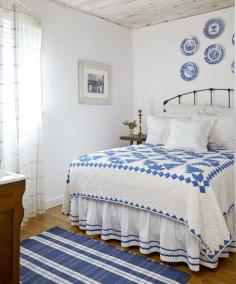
<box><xmin>21</xmin><ymin>206</ymin><xmax>236</xmax><ymax>284</ymax></box>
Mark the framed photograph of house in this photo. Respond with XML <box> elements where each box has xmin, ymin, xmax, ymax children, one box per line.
<box><xmin>78</xmin><ymin>60</ymin><xmax>112</xmax><ymax>105</ymax></box>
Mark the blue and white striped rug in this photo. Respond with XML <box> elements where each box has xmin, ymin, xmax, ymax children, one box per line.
<box><xmin>20</xmin><ymin>227</ymin><xmax>190</xmax><ymax>284</ymax></box>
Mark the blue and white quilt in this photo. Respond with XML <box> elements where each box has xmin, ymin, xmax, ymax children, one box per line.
<box><xmin>63</xmin><ymin>144</ymin><xmax>235</xmax><ymax>262</ymax></box>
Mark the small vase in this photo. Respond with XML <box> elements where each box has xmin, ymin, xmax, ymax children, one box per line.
<box><xmin>129</xmin><ymin>128</ymin><xmax>134</xmax><ymax>136</ymax></box>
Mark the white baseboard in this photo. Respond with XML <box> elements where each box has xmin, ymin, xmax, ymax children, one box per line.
<box><xmin>45</xmin><ymin>195</ymin><xmax>64</xmax><ymax>209</ymax></box>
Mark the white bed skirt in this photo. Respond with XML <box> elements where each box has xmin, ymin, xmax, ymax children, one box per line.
<box><xmin>69</xmin><ymin>197</ymin><xmax>236</xmax><ymax>272</ymax></box>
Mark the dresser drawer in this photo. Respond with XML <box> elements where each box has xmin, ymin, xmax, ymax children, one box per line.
<box><xmin>0</xmin><ymin>180</ymin><xmax>25</xmax><ymax>284</ymax></box>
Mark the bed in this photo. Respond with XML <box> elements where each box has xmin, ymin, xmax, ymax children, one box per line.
<box><xmin>63</xmin><ymin>88</ymin><xmax>235</xmax><ymax>272</ymax></box>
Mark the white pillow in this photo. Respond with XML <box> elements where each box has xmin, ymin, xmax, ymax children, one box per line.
<box><xmin>204</xmin><ymin>106</ymin><xmax>233</xmax><ymax>115</ymax></box>
<box><xmin>146</xmin><ymin>114</ymin><xmax>190</xmax><ymax>145</ymax></box>
<box><xmin>164</xmin><ymin>104</ymin><xmax>205</xmax><ymax>115</ymax></box>
<box><xmin>146</xmin><ymin>116</ymin><xmax>169</xmax><ymax>144</ymax></box>
<box><xmin>165</xmin><ymin>119</ymin><xmax>211</xmax><ymax>151</ymax></box>
<box><xmin>209</xmin><ymin>116</ymin><xmax>235</xmax><ymax>150</ymax></box>
<box><xmin>191</xmin><ymin>114</ymin><xmax>235</xmax><ymax>150</ymax></box>
<box><xmin>160</xmin><ymin>112</ymin><xmax>191</xmax><ymax>118</ymax></box>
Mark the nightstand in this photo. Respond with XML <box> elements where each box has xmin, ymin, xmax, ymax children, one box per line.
<box><xmin>120</xmin><ymin>134</ymin><xmax>147</xmax><ymax>145</ymax></box>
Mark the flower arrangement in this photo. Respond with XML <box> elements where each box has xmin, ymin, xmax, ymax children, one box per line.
<box><xmin>122</xmin><ymin>120</ymin><xmax>137</xmax><ymax>135</ymax></box>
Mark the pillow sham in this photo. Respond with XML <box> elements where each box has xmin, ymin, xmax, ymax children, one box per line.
<box><xmin>165</xmin><ymin>119</ymin><xmax>212</xmax><ymax>151</ymax></box>
<box><xmin>192</xmin><ymin>114</ymin><xmax>235</xmax><ymax>150</ymax></box>
<box><xmin>146</xmin><ymin>116</ymin><xmax>169</xmax><ymax>144</ymax></box>
<box><xmin>146</xmin><ymin>113</ymin><xmax>190</xmax><ymax>144</ymax></box>
<box><xmin>160</xmin><ymin>112</ymin><xmax>191</xmax><ymax>118</ymax></box>
<box><xmin>163</xmin><ymin>104</ymin><xmax>205</xmax><ymax>115</ymax></box>
<box><xmin>204</xmin><ymin>106</ymin><xmax>233</xmax><ymax>115</ymax></box>
<box><xmin>146</xmin><ymin>114</ymin><xmax>190</xmax><ymax>145</ymax></box>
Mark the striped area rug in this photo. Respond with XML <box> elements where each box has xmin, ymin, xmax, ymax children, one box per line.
<box><xmin>20</xmin><ymin>227</ymin><xmax>190</xmax><ymax>284</ymax></box>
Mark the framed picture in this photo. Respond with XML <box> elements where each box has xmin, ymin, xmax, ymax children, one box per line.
<box><xmin>78</xmin><ymin>60</ymin><xmax>112</xmax><ymax>105</ymax></box>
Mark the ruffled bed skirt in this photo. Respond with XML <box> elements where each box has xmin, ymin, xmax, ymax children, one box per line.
<box><xmin>68</xmin><ymin>197</ymin><xmax>236</xmax><ymax>272</ymax></box>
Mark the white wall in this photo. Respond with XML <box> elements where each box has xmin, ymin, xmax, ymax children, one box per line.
<box><xmin>23</xmin><ymin>0</ymin><xmax>133</xmax><ymax>207</ymax></box>
<box><xmin>133</xmin><ymin>7</ymin><xmax>234</xmax><ymax>124</ymax></box>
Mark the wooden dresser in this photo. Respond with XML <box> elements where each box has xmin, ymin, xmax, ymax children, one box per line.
<box><xmin>0</xmin><ymin>174</ymin><xmax>25</xmax><ymax>284</ymax></box>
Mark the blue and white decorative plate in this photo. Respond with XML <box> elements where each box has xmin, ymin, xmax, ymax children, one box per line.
<box><xmin>180</xmin><ymin>62</ymin><xmax>199</xmax><ymax>81</ymax></box>
<box><xmin>232</xmin><ymin>33</ymin><xmax>235</xmax><ymax>45</ymax></box>
<box><xmin>203</xmin><ymin>18</ymin><xmax>224</xmax><ymax>39</ymax></box>
<box><xmin>180</xmin><ymin>36</ymin><xmax>199</xmax><ymax>56</ymax></box>
<box><xmin>231</xmin><ymin>61</ymin><xmax>234</xmax><ymax>74</ymax></box>
<box><xmin>204</xmin><ymin>44</ymin><xmax>224</xmax><ymax>64</ymax></box>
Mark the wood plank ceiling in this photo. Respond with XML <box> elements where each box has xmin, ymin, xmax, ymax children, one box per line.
<box><xmin>50</xmin><ymin>0</ymin><xmax>234</xmax><ymax>29</ymax></box>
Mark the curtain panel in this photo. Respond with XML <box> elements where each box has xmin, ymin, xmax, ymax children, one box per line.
<box><xmin>0</xmin><ymin>1</ymin><xmax>45</xmax><ymax>222</ymax></box>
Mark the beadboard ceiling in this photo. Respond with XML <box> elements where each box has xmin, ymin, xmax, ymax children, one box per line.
<box><xmin>50</xmin><ymin>0</ymin><xmax>234</xmax><ymax>29</ymax></box>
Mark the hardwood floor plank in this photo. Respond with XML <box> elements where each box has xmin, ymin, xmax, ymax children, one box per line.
<box><xmin>21</xmin><ymin>206</ymin><xmax>236</xmax><ymax>284</ymax></box>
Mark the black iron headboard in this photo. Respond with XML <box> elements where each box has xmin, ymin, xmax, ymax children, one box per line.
<box><xmin>163</xmin><ymin>88</ymin><xmax>234</xmax><ymax>110</ymax></box>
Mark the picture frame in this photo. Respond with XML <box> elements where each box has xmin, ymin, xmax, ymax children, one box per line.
<box><xmin>78</xmin><ymin>60</ymin><xmax>112</xmax><ymax>105</ymax></box>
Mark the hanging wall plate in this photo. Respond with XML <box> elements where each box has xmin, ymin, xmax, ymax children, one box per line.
<box><xmin>231</xmin><ymin>61</ymin><xmax>234</xmax><ymax>74</ymax></box>
<box><xmin>180</xmin><ymin>62</ymin><xmax>199</xmax><ymax>81</ymax></box>
<box><xmin>203</xmin><ymin>18</ymin><xmax>224</xmax><ymax>39</ymax></box>
<box><xmin>204</xmin><ymin>44</ymin><xmax>224</xmax><ymax>64</ymax></box>
<box><xmin>180</xmin><ymin>36</ymin><xmax>199</xmax><ymax>56</ymax></box>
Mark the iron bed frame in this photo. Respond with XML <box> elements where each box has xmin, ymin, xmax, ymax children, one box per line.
<box><xmin>163</xmin><ymin>88</ymin><xmax>234</xmax><ymax>110</ymax></box>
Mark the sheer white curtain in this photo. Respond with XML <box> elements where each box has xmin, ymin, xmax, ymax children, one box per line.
<box><xmin>0</xmin><ymin>1</ymin><xmax>45</xmax><ymax>222</ymax></box>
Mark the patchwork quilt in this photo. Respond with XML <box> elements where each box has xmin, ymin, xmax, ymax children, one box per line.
<box><xmin>63</xmin><ymin>144</ymin><xmax>235</xmax><ymax>262</ymax></box>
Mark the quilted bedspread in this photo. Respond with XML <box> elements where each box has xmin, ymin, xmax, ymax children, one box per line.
<box><xmin>63</xmin><ymin>144</ymin><xmax>235</xmax><ymax>261</ymax></box>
